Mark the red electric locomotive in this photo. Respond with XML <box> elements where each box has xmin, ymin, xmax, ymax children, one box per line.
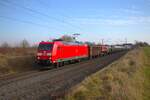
<box><xmin>36</xmin><ymin>40</ymin><xmax>89</xmax><ymax>66</ymax></box>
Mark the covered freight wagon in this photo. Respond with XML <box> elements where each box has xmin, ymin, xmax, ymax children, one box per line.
<box><xmin>88</xmin><ymin>46</ymin><xmax>101</xmax><ymax>58</ymax></box>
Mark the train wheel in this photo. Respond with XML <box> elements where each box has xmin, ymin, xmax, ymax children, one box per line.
<box><xmin>68</xmin><ymin>60</ymin><xmax>72</xmax><ymax>64</ymax></box>
<box><xmin>53</xmin><ymin>63</ymin><xmax>57</xmax><ymax>68</ymax></box>
<box><xmin>58</xmin><ymin>62</ymin><xmax>62</xmax><ymax>67</ymax></box>
<box><xmin>54</xmin><ymin>62</ymin><xmax>61</xmax><ymax>68</ymax></box>
<box><xmin>78</xmin><ymin>59</ymin><xmax>81</xmax><ymax>62</ymax></box>
<box><xmin>62</xmin><ymin>62</ymin><xmax>64</xmax><ymax>66</ymax></box>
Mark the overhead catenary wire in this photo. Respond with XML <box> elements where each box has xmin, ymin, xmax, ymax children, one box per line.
<box><xmin>1</xmin><ymin>0</ymin><xmax>82</xmax><ymax>31</ymax></box>
<box><xmin>0</xmin><ymin>15</ymin><xmax>58</xmax><ymax>30</ymax></box>
<box><xmin>37</xmin><ymin>0</ymin><xmax>83</xmax><ymax>30</ymax></box>
<box><xmin>0</xmin><ymin>2</ymin><xmax>64</xmax><ymax>31</ymax></box>
<box><xmin>37</xmin><ymin>0</ymin><xmax>83</xmax><ymax>32</ymax></box>
<box><xmin>37</xmin><ymin>0</ymin><xmax>75</xmax><ymax>22</ymax></box>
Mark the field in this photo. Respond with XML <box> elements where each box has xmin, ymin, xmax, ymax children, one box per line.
<box><xmin>0</xmin><ymin>48</ymin><xmax>36</xmax><ymax>77</ymax></box>
<box><xmin>143</xmin><ymin>47</ymin><xmax>150</xmax><ymax>100</ymax></box>
<box><xmin>65</xmin><ymin>47</ymin><xmax>150</xmax><ymax>100</ymax></box>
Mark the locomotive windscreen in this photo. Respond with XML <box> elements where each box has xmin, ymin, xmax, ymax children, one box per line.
<box><xmin>38</xmin><ymin>44</ymin><xmax>53</xmax><ymax>50</ymax></box>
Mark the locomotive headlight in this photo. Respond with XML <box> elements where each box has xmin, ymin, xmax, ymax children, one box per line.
<box><xmin>37</xmin><ymin>57</ymin><xmax>40</xmax><ymax>59</ymax></box>
<box><xmin>47</xmin><ymin>53</ymin><xmax>51</xmax><ymax>56</ymax></box>
<box><xmin>37</xmin><ymin>53</ymin><xmax>42</xmax><ymax>56</ymax></box>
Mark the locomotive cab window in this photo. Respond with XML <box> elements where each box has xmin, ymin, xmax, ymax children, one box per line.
<box><xmin>38</xmin><ymin>44</ymin><xmax>53</xmax><ymax>50</ymax></box>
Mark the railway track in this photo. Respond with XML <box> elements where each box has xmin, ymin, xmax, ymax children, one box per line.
<box><xmin>0</xmin><ymin>51</ymin><xmax>127</xmax><ymax>100</ymax></box>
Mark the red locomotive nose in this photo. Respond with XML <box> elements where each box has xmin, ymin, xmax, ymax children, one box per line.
<box><xmin>37</xmin><ymin>51</ymin><xmax>52</xmax><ymax>60</ymax></box>
<box><xmin>36</xmin><ymin>42</ymin><xmax>53</xmax><ymax>61</ymax></box>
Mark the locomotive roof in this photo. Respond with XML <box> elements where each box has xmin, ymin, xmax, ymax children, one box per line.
<box><xmin>40</xmin><ymin>41</ymin><xmax>86</xmax><ymax>46</ymax></box>
<box><xmin>61</xmin><ymin>41</ymin><xmax>85</xmax><ymax>45</ymax></box>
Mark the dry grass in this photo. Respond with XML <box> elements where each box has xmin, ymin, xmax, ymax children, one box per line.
<box><xmin>65</xmin><ymin>48</ymin><xmax>148</xmax><ymax>100</ymax></box>
<box><xmin>0</xmin><ymin>47</ymin><xmax>36</xmax><ymax>56</ymax></box>
<box><xmin>143</xmin><ymin>47</ymin><xmax>150</xmax><ymax>100</ymax></box>
<box><xmin>0</xmin><ymin>54</ymin><xmax>11</xmax><ymax>76</ymax></box>
<box><xmin>0</xmin><ymin>48</ymin><xmax>36</xmax><ymax>77</ymax></box>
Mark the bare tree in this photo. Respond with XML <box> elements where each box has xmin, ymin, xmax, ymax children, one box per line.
<box><xmin>135</xmin><ymin>41</ymin><xmax>149</xmax><ymax>47</ymax></box>
<box><xmin>1</xmin><ymin>42</ymin><xmax>9</xmax><ymax>48</ymax></box>
<box><xmin>20</xmin><ymin>39</ymin><xmax>30</xmax><ymax>48</ymax></box>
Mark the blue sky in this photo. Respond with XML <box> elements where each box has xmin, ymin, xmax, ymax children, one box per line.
<box><xmin>0</xmin><ymin>0</ymin><xmax>150</xmax><ymax>45</ymax></box>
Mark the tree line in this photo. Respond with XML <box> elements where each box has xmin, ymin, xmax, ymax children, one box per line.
<box><xmin>1</xmin><ymin>35</ymin><xmax>149</xmax><ymax>48</ymax></box>
<box><xmin>0</xmin><ymin>39</ymin><xmax>31</xmax><ymax>48</ymax></box>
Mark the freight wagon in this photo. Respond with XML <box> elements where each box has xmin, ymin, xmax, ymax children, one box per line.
<box><xmin>100</xmin><ymin>45</ymin><xmax>109</xmax><ymax>55</ymax></box>
<box><xmin>88</xmin><ymin>46</ymin><xmax>101</xmax><ymax>58</ymax></box>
